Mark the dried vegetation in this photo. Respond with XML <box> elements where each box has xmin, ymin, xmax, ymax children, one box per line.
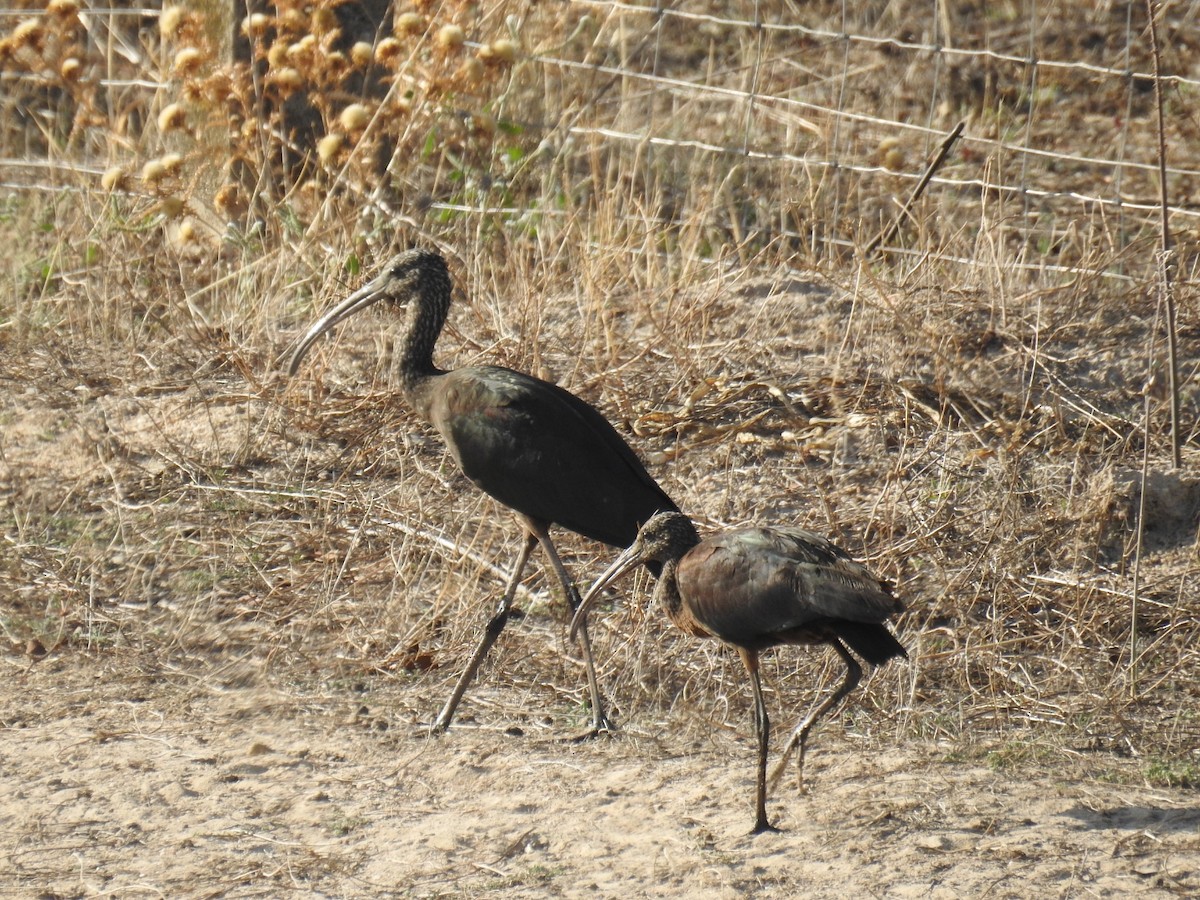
<box><xmin>2</xmin><ymin>0</ymin><xmax>1199</xmax><ymax>809</ymax></box>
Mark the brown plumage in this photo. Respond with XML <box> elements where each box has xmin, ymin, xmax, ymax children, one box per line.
<box><xmin>288</xmin><ymin>249</ymin><xmax>677</xmax><ymax>736</ymax></box>
<box><xmin>570</xmin><ymin>511</ymin><xmax>905</xmax><ymax>833</ymax></box>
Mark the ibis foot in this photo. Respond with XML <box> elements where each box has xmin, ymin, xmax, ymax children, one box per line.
<box><xmin>559</xmin><ymin>712</ymin><xmax>617</xmax><ymax>743</ymax></box>
<box><xmin>750</xmin><ymin>819</ymin><xmax>782</xmax><ymax>836</ymax></box>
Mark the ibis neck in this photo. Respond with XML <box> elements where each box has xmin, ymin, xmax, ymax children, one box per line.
<box><xmin>656</xmin><ymin>558</ymin><xmax>686</xmax><ymax>629</ymax></box>
<box><xmin>398</xmin><ymin>288</ymin><xmax>449</xmax><ymax>398</ymax></box>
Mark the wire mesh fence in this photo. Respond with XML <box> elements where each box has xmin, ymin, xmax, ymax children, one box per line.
<box><xmin>2</xmin><ymin>0</ymin><xmax>1195</xmax><ymax>287</ymax></box>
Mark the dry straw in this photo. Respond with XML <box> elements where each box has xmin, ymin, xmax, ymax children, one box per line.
<box><xmin>1</xmin><ymin>0</ymin><xmax>1197</xmax><ymax>787</ymax></box>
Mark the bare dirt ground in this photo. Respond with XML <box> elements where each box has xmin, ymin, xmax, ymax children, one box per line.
<box><xmin>3</xmin><ymin>264</ymin><xmax>1199</xmax><ymax>898</ymax></box>
<box><xmin>5</xmin><ymin>1</ymin><xmax>1200</xmax><ymax>896</ymax></box>
<box><xmin>4</xmin><ymin>652</ymin><xmax>1199</xmax><ymax>899</ymax></box>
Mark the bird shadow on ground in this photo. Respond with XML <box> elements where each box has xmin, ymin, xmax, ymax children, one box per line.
<box><xmin>734</xmin><ymin>278</ymin><xmax>834</xmax><ymax>301</ymax></box>
<box><xmin>1062</xmin><ymin>804</ymin><xmax>1200</xmax><ymax>833</ymax></box>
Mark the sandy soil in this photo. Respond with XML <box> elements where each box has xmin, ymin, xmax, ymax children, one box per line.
<box><xmin>6</xmin><ymin>1</ymin><xmax>1200</xmax><ymax>894</ymax></box>
<box><xmin>2</xmin><ymin>268</ymin><xmax>1199</xmax><ymax>898</ymax></box>
<box><xmin>3</xmin><ymin>652</ymin><xmax>1197</xmax><ymax>899</ymax></box>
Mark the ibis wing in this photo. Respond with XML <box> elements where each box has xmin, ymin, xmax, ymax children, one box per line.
<box><xmin>429</xmin><ymin>366</ymin><xmax>676</xmax><ymax>547</ymax></box>
<box><xmin>677</xmin><ymin>527</ymin><xmax>901</xmax><ymax>647</ymax></box>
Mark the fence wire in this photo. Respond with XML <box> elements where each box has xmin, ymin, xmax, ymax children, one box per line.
<box><xmin>1</xmin><ymin>0</ymin><xmax>1194</xmax><ymax>285</ymax></box>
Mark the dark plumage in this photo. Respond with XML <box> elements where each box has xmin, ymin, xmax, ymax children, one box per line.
<box><xmin>287</xmin><ymin>249</ymin><xmax>677</xmax><ymax>735</ymax></box>
<box><xmin>570</xmin><ymin>511</ymin><xmax>905</xmax><ymax>833</ymax></box>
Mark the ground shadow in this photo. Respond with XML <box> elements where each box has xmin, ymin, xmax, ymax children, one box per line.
<box><xmin>1064</xmin><ymin>804</ymin><xmax>1200</xmax><ymax>834</ymax></box>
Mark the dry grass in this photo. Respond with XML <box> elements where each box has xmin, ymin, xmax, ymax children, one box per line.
<box><xmin>3</xmin><ymin>0</ymin><xmax>1200</xmax><ymax>804</ymax></box>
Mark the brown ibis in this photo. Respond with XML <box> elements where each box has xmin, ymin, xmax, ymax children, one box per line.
<box><xmin>288</xmin><ymin>248</ymin><xmax>677</xmax><ymax>737</ymax></box>
<box><xmin>570</xmin><ymin>510</ymin><xmax>905</xmax><ymax>833</ymax></box>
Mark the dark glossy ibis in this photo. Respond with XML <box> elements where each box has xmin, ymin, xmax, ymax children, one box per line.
<box><xmin>288</xmin><ymin>249</ymin><xmax>677</xmax><ymax>736</ymax></box>
<box><xmin>570</xmin><ymin>511</ymin><xmax>905</xmax><ymax>833</ymax></box>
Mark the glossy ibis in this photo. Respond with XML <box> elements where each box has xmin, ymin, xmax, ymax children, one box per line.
<box><xmin>287</xmin><ymin>249</ymin><xmax>677</xmax><ymax>736</ymax></box>
<box><xmin>570</xmin><ymin>511</ymin><xmax>905</xmax><ymax>833</ymax></box>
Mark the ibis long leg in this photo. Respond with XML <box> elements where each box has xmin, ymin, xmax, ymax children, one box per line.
<box><xmin>769</xmin><ymin>639</ymin><xmax>861</xmax><ymax>790</ymax></box>
<box><xmin>525</xmin><ymin>518</ymin><xmax>612</xmax><ymax>736</ymax></box>
<box><xmin>430</xmin><ymin>533</ymin><xmax>538</xmax><ymax>733</ymax></box>
<box><xmin>739</xmin><ymin>647</ymin><xmax>780</xmax><ymax>835</ymax></box>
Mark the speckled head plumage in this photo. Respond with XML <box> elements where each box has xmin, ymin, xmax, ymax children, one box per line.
<box><xmin>286</xmin><ymin>248</ymin><xmax>453</xmax><ymax>378</ymax></box>
<box><xmin>626</xmin><ymin>511</ymin><xmax>702</xmax><ymax>565</ymax></box>
<box><xmin>375</xmin><ymin>248</ymin><xmax>451</xmax><ymax>310</ymax></box>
